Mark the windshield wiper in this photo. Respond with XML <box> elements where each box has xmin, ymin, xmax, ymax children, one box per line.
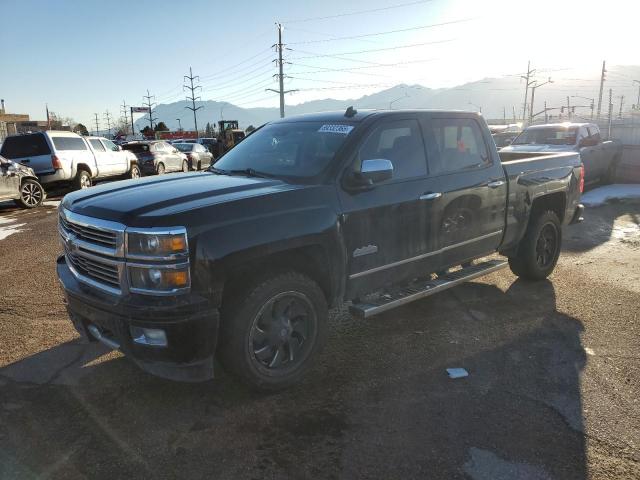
<box><xmin>227</xmin><ymin>168</ymin><xmax>276</xmax><ymax>179</ymax></box>
<box><xmin>208</xmin><ymin>166</ymin><xmax>231</xmax><ymax>175</ymax></box>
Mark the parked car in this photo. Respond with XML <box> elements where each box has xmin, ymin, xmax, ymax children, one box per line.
<box><xmin>174</xmin><ymin>142</ymin><xmax>214</xmax><ymax>170</ymax></box>
<box><xmin>500</xmin><ymin>122</ymin><xmax>622</xmax><ymax>184</ymax></box>
<box><xmin>0</xmin><ymin>131</ymin><xmax>141</xmax><ymax>190</ymax></box>
<box><xmin>0</xmin><ymin>155</ymin><xmax>45</xmax><ymax>208</ymax></box>
<box><xmin>122</xmin><ymin>141</ymin><xmax>189</xmax><ymax>175</ymax></box>
<box><xmin>183</xmin><ymin>137</ymin><xmax>218</xmax><ymax>153</ymax></box>
<box><xmin>489</xmin><ymin>124</ymin><xmax>522</xmax><ymax>148</ymax></box>
<box><xmin>56</xmin><ymin>109</ymin><xmax>584</xmax><ymax>390</ymax></box>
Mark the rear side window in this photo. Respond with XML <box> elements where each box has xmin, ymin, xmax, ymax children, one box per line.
<box><xmin>89</xmin><ymin>139</ymin><xmax>105</xmax><ymax>151</ymax></box>
<box><xmin>0</xmin><ymin>134</ymin><xmax>51</xmax><ymax>159</ymax></box>
<box><xmin>122</xmin><ymin>143</ymin><xmax>150</xmax><ymax>153</ymax></box>
<box><xmin>52</xmin><ymin>137</ymin><xmax>87</xmax><ymax>151</ymax></box>
<box><xmin>358</xmin><ymin>119</ymin><xmax>427</xmax><ymax>181</ymax></box>
<box><xmin>430</xmin><ymin>119</ymin><xmax>490</xmax><ymax>174</ymax></box>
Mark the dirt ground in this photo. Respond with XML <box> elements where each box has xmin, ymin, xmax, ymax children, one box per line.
<box><xmin>0</xmin><ymin>198</ymin><xmax>638</xmax><ymax>479</ymax></box>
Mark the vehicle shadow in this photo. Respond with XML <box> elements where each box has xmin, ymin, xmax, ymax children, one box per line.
<box><xmin>0</xmin><ymin>278</ymin><xmax>589</xmax><ymax>480</ymax></box>
<box><xmin>563</xmin><ymin>199</ymin><xmax>640</xmax><ymax>253</ymax></box>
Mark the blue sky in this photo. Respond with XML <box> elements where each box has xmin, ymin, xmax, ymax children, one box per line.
<box><xmin>1</xmin><ymin>0</ymin><xmax>635</xmax><ymax>128</ymax></box>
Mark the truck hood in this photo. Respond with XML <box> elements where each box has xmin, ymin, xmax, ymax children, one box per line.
<box><xmin>501</xmin><ymin>144</ymin><xmax>577</xmax><ymax>153</ymax></box>
<box><xmin>61</xmin><ymin>172</ymin><xmax>303</xmax><ymax>226</ymax></box>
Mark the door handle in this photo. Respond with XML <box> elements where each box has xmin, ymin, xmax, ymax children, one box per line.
<box><xmin>487</xmin><ymin>180</ymin><xmax>505</xmax><ymax>188</ymax></box>
<box><xmin>419</xmin><ymin>192</ymin><xmax>442</xmax><ymax>201</ymax></box>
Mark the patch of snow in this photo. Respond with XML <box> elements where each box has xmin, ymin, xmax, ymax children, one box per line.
<box><xmin>0</xmin><ymin>222</ymin><xmax>25</xmax><ymax>240</ymax></box>
<box><xmin>43</xmin><ymin>200</ymin><xmax>61</xmax><ymax>207</ymax></box>
<box><xmin>582</xmin><ymin>184</ymin><xmax>640</xmax><ymax>207</ymax></box>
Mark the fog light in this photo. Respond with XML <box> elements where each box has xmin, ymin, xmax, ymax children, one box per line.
<box><xmin>130</xmin><ymin>326</ymin><xmax>168</xmax><ymax>347</ymax></box>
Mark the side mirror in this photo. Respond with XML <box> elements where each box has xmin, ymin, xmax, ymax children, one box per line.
<box><xmin>116</xmin><ymin>145</ymin><xmax>123</xmax><ymax>151</ymax></box>
<box><xmin>352</xmin><ymin>159</ymin><xmax>394</xmax><ymax>186</ymax></box>
<box><xmin>503</xmin><ymin>138</ymin><xmax>512</xmax><ymax>146</ymax></box>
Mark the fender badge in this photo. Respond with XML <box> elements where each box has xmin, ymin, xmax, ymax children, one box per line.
<box><xmin>353</xmin><ymin>245</ymin><xmax>378</xmax><ymax>258</ymax></box>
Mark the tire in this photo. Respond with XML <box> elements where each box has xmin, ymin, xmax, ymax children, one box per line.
<box><xmin>128</xmin><ymin>164</ymin><xmax>141</xmax><ymax>179</ymax></box>
<box><xmin>218</xmin><ymin>271</ymin><xmax>328</xmax><ymax>391</ymax></box>
<box><xmin>73</xmin><ymin>169</ymin><xmax>92</xmax><ymax>190</ymax></box>
<box><xmin>15</xmin><ymin>179</ymin><xmax>44</xmax><ymax>208</ymax></box>
<box><xmin>182</xmin><ymin>160</ymin><xmax>189</xmax><ymax>173</ymax></box>
<box><xmin>157</xmin><ymin>163</ymin><xmax>165</xmax><ymax>175</ymax></box>
<box><xmin>508</xmin><ymin>210</ymin><xmax>562</xmax><ymax>280</ymax></box>
<box><xmin>197</xmin><ymin>161</ymin><xmax>201</xmax><ymax>171</ymax></box>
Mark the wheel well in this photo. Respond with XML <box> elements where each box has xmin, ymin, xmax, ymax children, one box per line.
<box><xmin>222</xmin><ymin>245</ymin><xmax>332</xmax><ymax>306</ymax></box>
<box><xmin>530</xmin><ymin>192</ymin><xmax>566</xmax><ymax>223</ymax></box>
<box><xmin>76</xmin><ymin>163</ymin><xmax>91</xmax><ymax>175</ymax></box>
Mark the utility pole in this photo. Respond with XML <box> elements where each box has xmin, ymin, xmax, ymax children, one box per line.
<box><xmin>529</xmin><ymin>77</ymin><xmax>552</xmax><ymax>124</ymax></box>
<box><xmin>503</xmin><ymin>106</ymin><xmax>506</xmax><ymax>123</ymax></box>
<box><xmin>512</xmin><ymin>106</ymin><xmax>516</xmax><ymax>123</ymax></box>
<box><xmin>634</xmin><ymin>80</ymin><xmax>640</xmax><ymax>109</ymax></box>
<box><xmin>618</xmin><ymin>95</ymin><xmax>624</xmax><ymax>119</ymax></box>
<box><xmin>607</xmin><ymin>88</ymin><xmax>613</xmax><ymax>139</ymax></box>
<box><xmin>93</xmin><ymin>113</ymin><xmax>100</xmax><ymax>136</ymax></box>
<box><xmin>104</xmin><ymin>110</ymin><xmax>112</xmax><ymax>138</ymax></box>
<box><xmin>596</xmin><ymin>60</ymin><xmax>606</xmax><ymax>119</ymax></box>
<box><xmin>121</xmin><ymin>100</ymin><xmax>130</xmax><ymax>136</ymax></box>
<box><xmin>46</xmin><ymin>104</ymin><xmax>51</xmax><ymax>130</ymax></box>
<box><xmin>142</xmin><ymin>90</ymin><xmax>157</xmax><ymax>131</ymax></box>
<box><xmin>266</xmin><ymin>23</ymin><xmax>297</xmax><ymax>118</ymax></box>
<box><xmin>184</xmin><ymin>67</ymin><xmax>203</xmax><ymax>138</ymax></box>
<box><xmin>544</xmin><ymin>101</ymin><xmax>548</xmax><ymax>123</ymax></box>
<box><xmin>566</xmin><ymin>96</ymin><xmax>571</xmax><ymax>120</ymax></box>
<box><xmin>521</xmin><ymin>61</ymin><xmax>535</xmax><ymax>123</ymax></box>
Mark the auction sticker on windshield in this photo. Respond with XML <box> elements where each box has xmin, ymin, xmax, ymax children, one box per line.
<box><xmin>318</xmin><ymin>124</ymin><xmax>354</xmax><ymax>135</ymax></box>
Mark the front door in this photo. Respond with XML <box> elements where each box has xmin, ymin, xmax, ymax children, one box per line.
<box><xmin>422</xmin><ymin>115</ymin><xmax>508</xmax><ymax>268</ymax></box>
<box><xmin>339</xmin><ymin>116</ymin><xmax>442</xmax><ymax>299</ymax></box>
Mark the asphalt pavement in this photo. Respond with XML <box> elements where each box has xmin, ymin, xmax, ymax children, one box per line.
<box><xmin>0</xmin><ymin>197</ymin><xmax>638</xmax><ymax>479</ymax></box>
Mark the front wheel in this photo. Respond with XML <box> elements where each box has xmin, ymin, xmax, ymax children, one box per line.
<box><xmin>218</xmin><ymin>271</ymin><xmax>328</xmax><ymax>391</ymax></box>
<box><xmin>128</xmin><ymin>164</ymin><xmax>141</xmax><ymax>179</ymax></box>
<box><xmin>157</xmin><ymin>163</ymin><xmax>165</xmax><ymax>175</ymax></box>
<box><xmin>16</xmin><ymin>179</ymin><xmax>44</xmax><ymax>208</ymax></box>
<box><xmin>182</xmin><ymin>160</ymin><xmax>189</xmax><ymax>173</ymax></box>
<box><xmin>508</xmin><ymin>210</ymin><xmax>562</xmax><ymax>280</ymax></box>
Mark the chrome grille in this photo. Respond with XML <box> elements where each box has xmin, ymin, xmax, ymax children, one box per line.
<box><xmin>66</xmin><ymin>248</ymin><xmax>121</xmax><ymax>290</ymax></box>
<box><xmin>59</xmin><ymin>208</ymin><xmax>126</xmax><ymax>295</ymax></box>
<box><xmin>59</xmin><ymin>215</ymin><xmax>117</xmax><ymax>248</ymax></box>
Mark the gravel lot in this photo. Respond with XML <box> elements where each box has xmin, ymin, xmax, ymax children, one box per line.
<box><xmin>0</xmin><ymin>195</ymin><xmax>638</xmax><ymax>479</ymax></box>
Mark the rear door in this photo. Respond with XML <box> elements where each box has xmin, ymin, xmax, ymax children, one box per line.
<box><xmin>0</xmin><ymin>133</ymin><xmax>52</xmax><ymax>175</ymax></box>
<box><xmin>0</xmin><ymin>159</ymin><xmax>19</xmax><ymax>200</ymax></box>
<box><xmin>423</xmin><ymin>115</ymin><xmax>507</xmax><ymax>268</ymax></box>
<box><xmin>88</xmin><ymin>138</ymin><xmax>112</xmax><ymax>175</ymax></box>
<box><xmin>339</xmin><ymin>116</ymin><xmax>443</xmax><ymax>298</ymax></box>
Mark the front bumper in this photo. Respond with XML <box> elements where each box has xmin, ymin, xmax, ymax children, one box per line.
<box><xmin>57</xmin><ymin>255</ymin><xmax>219</xmax><ymax>382</ymax></box>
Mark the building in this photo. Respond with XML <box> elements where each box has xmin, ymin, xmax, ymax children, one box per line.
<box><xmin>0</xmin><ymin>100</ymin><xmax>70</xmax><ymax>141</ymax></box>
<box><xmin>0</xmin><ymin>99</ymin><xmax>30</xmax><ymax>140</ymax></box>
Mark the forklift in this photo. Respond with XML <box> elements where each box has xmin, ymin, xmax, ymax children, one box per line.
<box><xmin>215</xmin><ymin>120</ymin><xmax>246</xmax><ymax>157</ymax></box>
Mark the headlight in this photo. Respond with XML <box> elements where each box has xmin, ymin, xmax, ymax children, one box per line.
<box><xmin>128</xmin><ymin>264</ymin><xmax>190</xmax><ymax>294</ymax></box>
<box><xmin>127</xmin><ymin>229</ymin><xmax>188</xmax><ymax>259</ymax></box>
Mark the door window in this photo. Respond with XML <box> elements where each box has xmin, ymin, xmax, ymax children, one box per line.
<box><xmin>89</xmin><ymin>139</ymin><xmax>105</xmax><ymax>152</ymax></box>
<box><xmin>357</xmin><ymin>119</ymin><xmax>427</xmax><ymax>181</ymax></box>
<box><xmin>430</xmin><ymin>119</ymin><xmax>490</xmax><ymax>174</ymax></box>
<box><xmin>102</xmin><ymin>139</ymin><xmax>119</xmax><ymax>151</ymax></box>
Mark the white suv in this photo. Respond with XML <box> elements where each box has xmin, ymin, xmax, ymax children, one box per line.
<box><xmin>0</xmin><ymin>131</ymin><xmax>140</xmax><ymax>190</ymax></box>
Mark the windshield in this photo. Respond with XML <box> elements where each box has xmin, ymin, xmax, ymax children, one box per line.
<box><xmin>213</xmin><ymin>121</ymin><xmax>355</xmax><ymax>178</ymax></box>
<box><xmin>512</xmin><ymin>127</ymin><xmax>578</xmax><ymax>145</ymax></box>
<box><xmin>174</xmin><ymin>143</ymin><xmax>194</xmax><ymax>152</ymax></box>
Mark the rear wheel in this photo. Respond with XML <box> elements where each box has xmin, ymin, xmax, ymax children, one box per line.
<box><xmin>197</xmin><ymin>161</ymin><xmax>202</xmax><ymax>171</ymax></box>
<box><xmin>15</xmin><ymin>179</ymin><xmax>44</xmax><ymax>208</ymax></box>
<box><xmin>508</xmin><ymin>210</ymin><xmax>562</xmax><ymax>280</ymax></box>
<box><xmin>218</xmin><ymin>271</ymin><xmax>328</xmax><ymax>391</ymax></box>
<box><xmin>157</xmin><ymin>163</ymin><xmax>165</xmax><ymax>175</ymax></box>
<box><xmin>73</xmin><ymin>170</ymin><xmax>92</xmax><ymax>190</ymax></box>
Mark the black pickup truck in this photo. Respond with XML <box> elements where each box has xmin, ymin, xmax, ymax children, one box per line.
<box><xmin>57</xmin><ymin>109</ymin><xmax>584</xmax><ymax>390</ymax></box>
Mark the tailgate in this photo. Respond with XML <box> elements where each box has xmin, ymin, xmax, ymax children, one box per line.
<box><xmin>0</xmin><ymin>133</ymin><xmax>54</xmax><ymax>175</ymax></box>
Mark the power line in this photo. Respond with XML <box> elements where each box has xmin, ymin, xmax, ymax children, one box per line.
<box><xmin>198</xmin><ymin>48</ymin><xmax>273</xmax><ymax>81</ymax></box>
<box><xmin>283</xmin><ymin>0</ymin><xmax>433</xmax><ymax>23</ymax></box>
<box><xmin>288</xmin><ymin>18</ymin><xmax>474</xmax><ymax>44</ymax></box>
<box><xmin>291</xmin><ymin>38</ymin><xmax>455</xmax><ymax>60</ymax></box>
<box><xmin>289</xmin><ymin>57</ymin><xmax>438</xmax><ymax>77</ymax></box>
<box><xmin>184</xmin><ymin>67</ymin><xmax>203</xmax><ymax>138</ymax></box>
